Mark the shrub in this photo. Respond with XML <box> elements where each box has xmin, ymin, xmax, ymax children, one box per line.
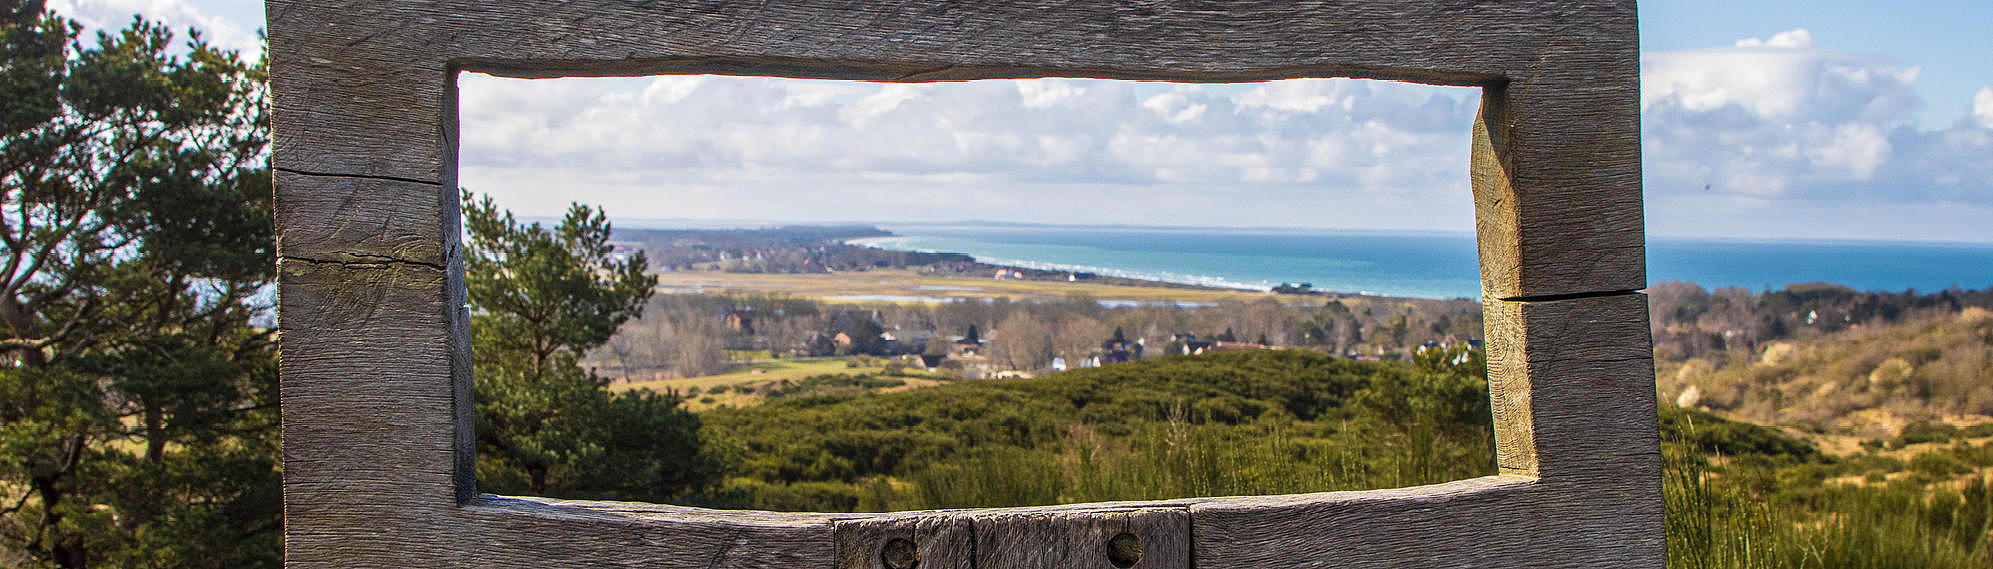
<box><xmin>1910</xmin><ymin>452</ymin><xmax>1973</xmax><ymax>480</ymax></box>
<box><xmin>1895</xmin><ymin>421</ymin><xmax>1961</xmax><ymax>449</ymax></box>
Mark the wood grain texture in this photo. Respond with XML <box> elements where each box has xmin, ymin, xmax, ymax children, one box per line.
<box><xmin>456</xmin><ymin>497</ymin><xmax>838</xmax><ymax>568</ymax></box>
<box><xmin>835</xmin><ymin>513</ymin><xmax>974</xmax><ymax>569</ymax></box>
<box><xmin>972</xmin><ymin>508</ymin><xmax>1189</xmax><ymax>569</ymax></box>
<box><xmin>1188</xmin><ymin>295</ymin><xmax>1662</xmax><ymax>568</ymax></box>
<box><xmin>1192</xmin><ymin>476</ymin><xmax>1661</xmax><ymax>568</ymax></box>
<box><xmin>267</xmin><ymin>50</ymin><xmax>449</xmax><ymax>182</ymax></box>
<box><xmin>1483</xmin><ymin>293</ymin><xmax>1659</xmax><ymax>479</ymax></box>
<box><xmin>278</xmin><ymin>258</ymin><xmax>471</xmax><ymax>568</ymax></box>
<box><xmin>1472</xmin><ymin>50</ymin><xmax>1647</xmax><ymax>298</ymax></box>
<box><xmin>274</xmin><ymin>170</ymin><xmax>453</xmax><ymax>267</ymax></box>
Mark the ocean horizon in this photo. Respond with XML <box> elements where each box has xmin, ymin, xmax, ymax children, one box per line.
<box><xmin>844</xmin><ymin>223</ymin><xmax>1993</xmax><ymax>300</ymax></box>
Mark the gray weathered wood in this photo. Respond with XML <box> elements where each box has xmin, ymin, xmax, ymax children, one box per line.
<box><xmin>972</xmin><ymin>508</ymin><xmax>1189</xmax><ymax>569</ymax></box>
<box><xmin>1202</xmin><ymin>293</ymin><xmax>1667</xmax><ymax>569</ymax></box>
<box><xmin>835</xmin><ymin>513</ymin><xmax>974</xmax><ymax>569</ymax></box>
<box><xmin>831</xmin><ymin>507</ymin><xmax>1189</xmax><ymax>569</ymax></box>
<box><xmin>272</xmin><ymin>1</ymin><xmax>1661</xmax><ymax>567</ymax></box>
<box><xmin>1192</xmin><ymin>475</ymin><xmax>1662</xmax><ymax>568</ymax></box>
<box><xmin>270</xmin><ymin>0</ymin><xmax>1645</xmax><ymax>295</ymax></box>
<box><xmin>277</xmin><ymin>257</ymin><xmax>472</xmax><ymax>566</ymax></box>
<box><xmin>273</xmin><ymin>170</ymin><xmax>453</xmax><ymax>267</ymax></box>
<box><xmin>1473</xmin><ymin>85</ymin><xmax>1648</xmax><ymax>299</ymax></box>
<box><xmin>1484</xmin><ymin>293</ymin><xmax>1660</xmax><ymax>479</ymax></box>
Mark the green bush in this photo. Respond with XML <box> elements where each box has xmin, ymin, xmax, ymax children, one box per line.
<box><xmin>700</xmin><ymin>350</ymin><xmax>1494</xmax><ymax>512</ymax></box>
<box><xmin>1910</xmin><ymin>452</ymin><xmax>1974</xmax><ymax>480</ymax></box>
<box><xmin>1660</xmin><ymin>407</ymin><xmax>1825</xmax><ymax>463</ymax></box>
<box><xmin>1895</xmin><ymin>421</ymin><xmax>1962</xmax><ymax>449</ymax></box>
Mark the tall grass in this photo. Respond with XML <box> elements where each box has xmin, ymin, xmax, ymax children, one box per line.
<box><xmin>1665</xmin><ymin>416</ymin><xmax>1993</xmax><ymax>569</ymax></box>
<box><xmin>885</xmin><ymin>406</ymin><xmax>1493</xmax><ymax>510</ymax></box>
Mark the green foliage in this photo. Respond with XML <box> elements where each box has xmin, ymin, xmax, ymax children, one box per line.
<box><xmin>2</xmin><ymin>4</ymin><xmax>277</xmax><ymax>567</ymax></box>
<box><xmin>463</xmin><ymin>194</ymin><xmax>723</xmax><ymax>501</ymax></box>
<box><xmin>696</xmin><ymin>350</ymin><xmax>1496</xmax><ymax>511</ymax></box>
<box><xmin>463</xmin><ymin>193</ymin><xmax>654</xmax><ymax>372</ymax></box>
<box><xmin>1388</xmin><ymin>314</ymin><xmax>1409</xmax><ymax>346</ymax></box>
<box><xmin>762</xmin><ymin>373</ymin><xmax>906</xmax><ymax>400</ymax></box>
<box><xmin>1659</xmin><ymin>407</ymin><xmax>1825</xmax><ymax>464</ymax></box>
<box><xmin>1893</xmin><ymin>421</ymin><xmax>1962</xmax><ymax>449</ymax></box>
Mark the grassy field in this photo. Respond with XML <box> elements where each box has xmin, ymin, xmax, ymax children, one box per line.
<box><xmin>613</xmin><ymin>357</ymin><xmax>950</xmax><ymax>411</ymax></box>
<box><xmin>650</xmin><ymin>268</ymin><xmax>1347</xmax><ymax>306</ymax></box>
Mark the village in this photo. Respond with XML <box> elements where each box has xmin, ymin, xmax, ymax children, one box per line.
<box><xmin>585</xmin><ymin>226</ymin><xmax>1488</xmax><ymax>393</ymax></box>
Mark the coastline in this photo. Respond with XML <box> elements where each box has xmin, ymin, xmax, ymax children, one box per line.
<box><xmin>843</xmin><ymin>235</ymin><xmax>1284</xmax><ymax>295</ymax></box>
<box><xmin>853</xmin><ymin>226</ymin><xmax>1993</xmax><ymax>299</ymax></box>
<box><xmin>644</xmin><ymin>234</ymin><xmax>1406</xmax><ymax>306</ymax></box>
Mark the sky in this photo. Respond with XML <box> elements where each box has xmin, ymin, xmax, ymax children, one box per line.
<box><xmin>51</xmin><ymin>0</ymin><xmax>1993</xmax><ymax>243</ymax></box>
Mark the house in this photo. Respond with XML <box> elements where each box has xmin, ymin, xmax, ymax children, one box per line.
<box><xmin>1086</xmin><ymin>337</ymin><xmax>1136</xmax><ymax>367</ymax></box>
<box><xmin>918</xmin><ymin>354</ymin><xmax>946</xmax><ymax>370</ymax></box>
<box><xmin>1169</xmin><ymin>333</ymin><xmax>1214</xmax><ymax>355</ymax></box>
<box><xmin>887</xmin><ymin>328</ymin><xmax>936</xmax><ymax>355</ymax></box>
<box><xmin>723</xmin><ymin>310</ymin><xmax>754</xmax><ymax>334</ymax></box>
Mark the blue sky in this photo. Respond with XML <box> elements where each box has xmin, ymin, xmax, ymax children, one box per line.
<box><xmin>54</xmin><ymin>1</ymin><xmax>1993</xmax><ymax>243</ymax></box>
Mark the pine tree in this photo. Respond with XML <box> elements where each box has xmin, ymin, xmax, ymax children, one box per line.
<box><xmin>462</xmin><ymin>192</ymin><xmax>723</xmax><ymax>500</ymax></box>
<box><xmin>2</xmin><ymin>4</ymin><xmax>279</xmax><ymax>566</ymax></box>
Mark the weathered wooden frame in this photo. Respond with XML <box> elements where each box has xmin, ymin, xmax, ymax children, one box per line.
<box><xmin>271</xmin><ymin>1</ymin><xmax>1659</xmax><ymax>567</ymax></box>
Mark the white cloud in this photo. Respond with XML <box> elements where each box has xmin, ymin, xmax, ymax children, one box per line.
<box><xmin>1644</xmin><ymin>31</ymin><xmax>1919</xmax><ymax>121</ymax></box>
<box><xmin>1734</xmin><ymin>28</ymin><xmax>1813</xmax><ymax>49</ymax></box>
<box><xmin>1141</xmin><ymin>88</ymin><xmax>1208</xmax><ymax>123</ymax></box>
<box><xmin>1975</xmin><ymin>86</ymin><xmax>1993</xmax><ymax>129</ymax></box>
<box><xmin>1803</xmin><ymin>123</ymin><xmax>1890</xmax><ymax>180</ymax></box>
<box><xmin>1235</xmin><ymin>80</ymin><xmax>1350</xmax><ymax>113</ymax></box>
<box><xmin>1640</xmin><ymin>29</ymin><xmax>1988</xmax><ymax>203</ymax></box>
<box><xmin>1637</xmin><ymin>30</ymin><xmax>1993</xmax><ymax>241</ymax></box>
<box><xmin>53</xmin><ymin>0</ymin><xmax>261</xmax><ymax>56</ymax></box>
<box><xmin>455</xmin><ymin>73</ymin><xmax>1481</xmax><ymax>230</ymax></box>
<box><xmin>1016</xmin><ymin>79</ymin><xmax>1088</xmax><ymax>109</ymax></box>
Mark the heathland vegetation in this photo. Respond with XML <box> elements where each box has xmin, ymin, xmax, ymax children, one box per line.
<box><xmin>690</xmin><ymin>347</ymin><xmax>1495</xmax><ymax>511</ymax></box>
<box><xmin>584</xmin><ymin>227</ymin><xmax>1993</xmax><ymax>568</ymax></box>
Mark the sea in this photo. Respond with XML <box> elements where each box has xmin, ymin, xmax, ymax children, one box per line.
<box><xmin>857</xmin><ymin>224</ymin><xmax>1993</xmax><ymax>300</ymax></box>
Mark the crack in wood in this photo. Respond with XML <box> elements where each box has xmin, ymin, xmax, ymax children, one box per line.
<box><xmin>282</xmin><ymin>254</ymin><xmax>446</xmax><ymax>271</ymax></box>
<box><xmin>273</xmin><ymin>166</ymin><xmax>442</xmax><ymax>187</ymax></box>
